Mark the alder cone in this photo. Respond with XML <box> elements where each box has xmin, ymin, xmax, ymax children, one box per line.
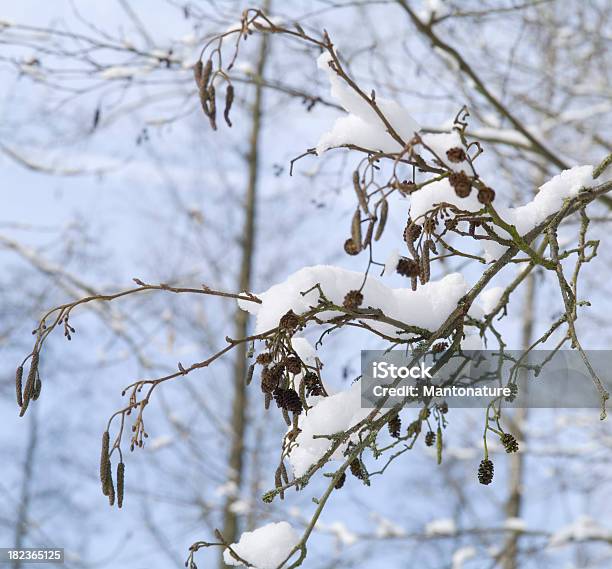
<box><xmin>446</xmin><ymin>147</ymin><xmax>466</xmax><ymax>163</ymax></box>
<box><xmin>397</xmin><ymin>257</ymin><xmax>419</xmax><ymax>278</ymax></box>
<box><xmin>388</xmin><ymin>414</ymin><xmax>401</xmax><ymax>438</ymax></box>
<box><xmin>334</xmin><ymin>472</ymin><xmax>346</xmax><ymax>489</ymax></box>
<box><xmin>344</xmin><ymin>238</ymin><xmax>360</xmax><ymax>256</ymax></box>
<box><xmin>449</xmin><ymin>171</ymin><xmax>472</xmax><ymax>198</ymax></box>
<box><xmin>343</xmin><ymin>290</ymin><xmax>363</xmax><ymax>310</ymax></box>
<box><xmin>477</xmin><ymin>186</ymin><xmax>495</xmax><ymax>205</ymax></box>
<box><xmin>478</xmin><ymin>459</ymin><xmax>494</xmax><ymax>485</ymax></box>
<box><xmin>349</xmin><ymin>458</ymin><xmax>365</xmax><ymax>480</ymax></box>
<box><xmin>279</xmin><ymin>310</ymin><xmax>299</xmax><ymax>331</ymax></box>
<box><xmin>501</xmin><ymin>433</ymin><xmax>519</xmax><ymax>453</ymax></box>
<box><xmin>274</xmin><ymin>388</ymin><xmax>303</xmax><ymax>414</ymax></box>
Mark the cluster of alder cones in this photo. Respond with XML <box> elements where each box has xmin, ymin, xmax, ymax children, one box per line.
<box><xmin>445</xmin><ymin>146</ymin><xmax>495</xmax><ymax>205</ymax></box>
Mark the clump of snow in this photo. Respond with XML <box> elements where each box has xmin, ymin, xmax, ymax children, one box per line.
<box><xmin>148</xmin><ymin>435</ymin><xmax>173</xmax><ymax>451</ymax></box>
<box><xmin>479</xmin><ymin>286</ymin><xmax>504</xmax><ymax>314</ymax></box>
<box><xmin>239</xmin><ymin>265</ymin><xmax>470</xmax><ymax>336</ymax></box>
<box><xmin>383</xmin><ymin>249</ymin><xmax>401</xmax><ymax>275</ymax></box>
<box><xmin>452</xmin><ymin>546</ymin><xmax>476</xmax><ymax>569</ymax></box>
<box><xmin>315</xmin><ymin>53</ymin><xmax>419</xmax><ymax>154</ymax></box>
<box><xmin>461</xmin><ymin>332</ymin><xmax>483</xmax><ymax>351</ymax></box>
<box><xmin>291</xmin><ymin>337</ymin><xmax>317</xmax><ymax>366</ymax></box>
<box><xmin>549</xmin><ymin>516</ymin><xmax>612</xmax><ymax>547</ymax></box>
<box><xmin>371</xmin><ymin>513</ymin><xmax>406</xmax><ymax>538</ymax></box>
<box><xmin>288</xmin><ymin>380</ymin><xmax>370</xmax><ymax>477</ymax></box>
<box><xmin>99</xmin><ymin>66</ymin><xmax>152</xmax><ymax>79</ymax></box>
<box><xmin>483</xmin><ymin>165</ymin><xmax>597</xmax><ymax>261</ymax></box>
<box><xmin>420</xmin><ymin>0</ymin><xmax>450</xmax><ymax>20</ymax></box>
<box><xmin>229</xmin><ymin>500</ymin><xmax>251</xmax><ymax>515</ymax></box>
<box><xmin>223</xmin><ymin>522</ymin><xmax>299</xmax><ymax>569</ymax></box>
<box><xmin>425</xmin><ymin>518</ymin><xmax>456</xmax><ymax>536</ymax></box>
<box><xmin>504</xmin><ymin>517</ymin><xmax>526</xmax><ymax>532</ymax></box>
<box><xmin>215</xmin><ymin>481</ymin><xmax>238</xmax><ymax>498</ymax></box>
<box><xmin>410</xmin><ymin>178</ymin><xmax>482</xmax><ymax>223</ymax></box>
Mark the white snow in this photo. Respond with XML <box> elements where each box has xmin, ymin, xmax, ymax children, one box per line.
<box><xmin>238</xmin><ymin>265</ymin><xmax>470</xmax><ymax>336</ymax></box>
<box><xmin>99</xmin><ymin>66</ymin><xmax>142</xmax><ymax>79</ymax></box>
<box><xmin>148</xmin><ymin>435</ymin><xmax>173</xmax><ymax>451</ymax></box>
<box><xmin>483</xmin><ymin>165</ymin><xmax>598</xmax><ymax>261</ymax></box>
<box><xmin>371</xmin><ymin>513</ymin><xmax>406</xmax><ymax>538</ymax></box>
<box><xmin>549</xmin><ymin>516</ymin><xmax>612</xmax><ymax>547</ymax></box>
<box><xmin>291</xmin><ymin>337</ymin><xmax>317</xmax><ymax>366</ymax></box>
<box><xmin>504</xmin><ymin>517</ymin><xmax>526</xmax><ymax>532</ymax></box>
<box><xmin>479</xmin><ymin>287</ymin><xmax>504</xmax><ymax>314</ymax></box>
<box><xmin>287</xmin><ymin>380</ymin><xmax>370</xmax><ymax>477</ymax></box>
<box><xmin>315</xmin><ymin>53</ymin><xmax>419</xmax><ymax>154</ymax></box>
<box><xmin>461</xmin><ymin>332</ymin><xmax>483</xmax><ymax>350</ymax></box>
<box><xmin>425</xmin><ymin>518</ymin><xmax>456</xmax><ymax>536</ymax></box>
<box><xmin>451</xmin><ymin>546</ymin><xmax>476</xmax><ymax>569</ymax></box>
<box><xmin>223</xmin><ymin>522</ymin><xmax>300</xmax><ymax>569</ymax></box>
<box><xmin>383</xmin><ymin>248</ymin><xmax>401</xmax><ymax>275</ymax></box>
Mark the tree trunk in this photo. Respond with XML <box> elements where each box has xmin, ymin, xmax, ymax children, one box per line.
<box><xmin>219</xmin><ymin>5</ymin><xmax>270</xmax><ymax>566</ymax></box>
<box><xmin>502</xmin><ymin>271</ymin><xmax>535</xmax><ymax>569</ymax></box>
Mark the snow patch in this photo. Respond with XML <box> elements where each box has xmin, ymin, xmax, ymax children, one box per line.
<box><xmin>425</xmin><ymin>518</ymin><xmax>456</xmax><ymax>536</ymax></box>
<box><xmin>288</xmin><ymin>380</ymin><xmax>370</xmax><ymax>477</ymax></box>
<box><xmin>483</xmin><ymin>165</ymin><xmax>597</xmax><ymax>261</ymax></box>
<box><xmin>315</xmin><ymin>53</ymin><xmax>419</xmax><ymax>154</ymax></box>
<box><xmin>452</xmin><ymin>546</ymin><xmax>476</xmax><ymax>569</ymax></box>
<box><xmin>223</xmin><ymin>522</ymin><xmax>300</xmax><ymax>569</ymax></box>
<box><xmin>239</xmin><ymin>265</ymin><xmax>470</xmax><ymax>336</ymax></box>
<box><xmin>549</xmin><ymin>516</ymin><xmax>612</xmax><ymax>546</ymax></box>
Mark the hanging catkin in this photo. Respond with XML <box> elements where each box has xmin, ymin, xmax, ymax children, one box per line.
<box><xmin>374</xmin><ymin>199</ymin><xmax>388</xmax><ymax>241</ymax></box>
<box><xmin>350</xmin><ymin>209</ymin><xmax>362</xmax><ymax>248</ymax></box>
<box><xmin>15</xmin><ymin>366</ymin><xmax>23</xmax><ymax>408</ymax></box>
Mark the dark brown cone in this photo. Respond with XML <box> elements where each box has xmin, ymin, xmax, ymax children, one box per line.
<box><xmin>446</xmin><ymin>147</ymin><xmax>467</xmax><ymax>163</ymax></box>
<box><xmin>425</xmin><ymin>431</ymin><xmax>436</xmax><ymax>447</ymax></box>
<box><xmin>388</xmin><ymin>414</ymin><xmax>401</xmax><ymax>438</ymax></box>
<box><xmin>501</xmin><ymin>433</ymin><xmax>519</xmax><ymax>454</ymax></box>
<box><xmin>449</xmin><ymin>171</ymin><xmax>472</xmax><ymax>198</ymax></box>
<box><xmin>334</xmin><ymin>472</ymin><xmax>346</xmax><ymax>489</ymax></box>
<box><xmin>256</xmin><ymin>352</ymin><xmax>273</xmax><ymax>366</ymax></box>
<box><xmin>303</xmin><ymin>372</ymin><xmax>324</xmax><ymax>397</ymax></box>
<box><xmin>344</xmin><ymin>238</ymin><xmax>360</xmax><ymax>256</ymax></box>
<box><xmin>274</xmin><ymin>388</ymin><xmax>303</xmax><ymax>414</ymax></box>
<box><xmin>396</xmin><ymin>257</ymin><xmax>420</xmax><ymax>278</ymax></box>
<box><xmin>478</xmin><ymin>459</ymin><xmax>494</xmax><ymax>485</ymax></box>
<box><xmin>505</xmin><ymin>383</ymin><xmax>518</xmax><ymax>402</ymax></box>
<box><xmin>343</xmin><ymin>290</ymin><xmax>363</xmax><ymax>310</ymax></box>
<box><xmin>279</xmin><ymin>310</ymin><xmax>299</xmax><ymax>331</ymax></box>
<box><xmin>432</xmin><ymin>342</ymin><xmax>448</xmax><ymax>354</ymax></box>
<box><xmin>284</xmin><ymin>356</ymin><xmax>302</xmax><ymax>375</ymax></box>
<box><xmin>261</xmin><ymin>364</ymin><xmax>283</xmax><ymax>394</ymax></box>
<box><xmin>349</xmin><ymin>458</ymin><xmax>365</xmax><ymax>480</ymax></box>
<box><xmin>404</xmin><ymin>222</ymin><xmax>421</xmax><ymax>243</ymax></box>
<box><xmin>477</xmin><ymin>186</ymin><xmax>495</xmax><ymax>205</ymax></box>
